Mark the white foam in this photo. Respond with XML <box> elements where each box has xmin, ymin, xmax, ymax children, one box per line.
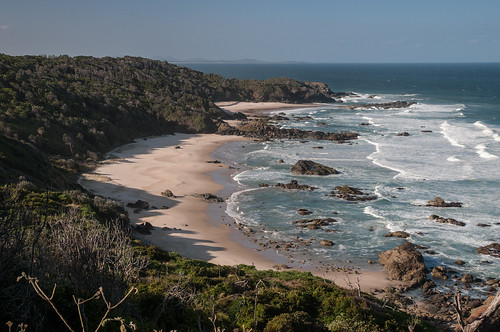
<box><xmin>363</xmin><ymin>206</ymin><xmax>385</xmax><ymax>219</ymax></box>
<box><xmin>440</xmin><ymin>121</ymin><xmax>466</xmax><ymax>148</ymax></box>
<box><xmin>474</xmin><ymin>121</ymin><xmax>500</xmax><ymax>142</ymax></box>
<box><xmin>474</xmin><ymin>144</ymin><xmax>499</xmax><ymax>159</ymax></box>
<box><xmin>447</xmin><ymin>155</ymin><xmax>461</xmax><ymax>162</ymax></box>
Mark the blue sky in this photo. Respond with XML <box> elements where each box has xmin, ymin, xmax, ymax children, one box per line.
<box><xmin>1</xmin><ymin>0</ymin><xmax>499</xmax><ymax>63</ymax></box>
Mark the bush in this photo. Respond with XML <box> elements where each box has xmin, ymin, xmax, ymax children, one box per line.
<box><xmin>263</xmin><ymin>311</ymin><xmax>315</xmax><ymax>332</ymax></box>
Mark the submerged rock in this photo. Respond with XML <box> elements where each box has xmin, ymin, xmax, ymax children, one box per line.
<box><xmin>297</xmin><ymin>208</ymin><xmax>313</xmax><ymax>216</ymax></box>
<box><xmin>291</xmin><ymin>160</ymin><xmax>339</xmax><ymax>175</ymax></box>
<box><xmin>379</xmin><ymin>242</ymin><xmax>427</xmax><ymax>288</ymax></box>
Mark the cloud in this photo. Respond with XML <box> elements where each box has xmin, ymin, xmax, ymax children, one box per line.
<box><xmin>0</xmin><ymin>25</ymin><xmax>8</xmax><ymax>30</ymax></box>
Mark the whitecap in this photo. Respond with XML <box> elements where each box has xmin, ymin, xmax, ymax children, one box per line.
<box><xmin>474</xmin><ymin>144</ymin><xmax>499</xmax><ymax>159</ymax></box>
<box><xmin>447</xmin><ymin>155</ymin><xmax>461</xmax><ymax>162</ymax></box>
<box><xmin>474</xmin><ymin>121</ymin><xmax>500</xmax><ymax>142</ymax></box>
<box><xmin>440</xmin><ymin>121</ymin><xmax>466</xmax><ymax>148</ymax></box>
<box><xmin>363</xmin><ymin>206</ymin><xmax>385</xmax><ymax>219</ymax></box>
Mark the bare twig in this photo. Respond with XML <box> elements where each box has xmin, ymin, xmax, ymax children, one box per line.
<box><xmin>18</xmin><ymin>273</ymin><xmax>138</xmax><ymax>332</ymax></box>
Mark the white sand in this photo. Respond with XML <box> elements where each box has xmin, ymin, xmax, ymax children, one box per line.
<box><xmin>80</xmin><ymin>107</ymin><xmax>406</xmax><ymax>292</ymax></box>
<box><xmin>216</xmin><ymin>101</ymin><xmax>320</xmax><ymax>116</ymax></box>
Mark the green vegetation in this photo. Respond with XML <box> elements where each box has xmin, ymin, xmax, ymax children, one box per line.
<box><xmin>0</xmin><ymin>54</ymin><xmax>337</xmax><ymax>187</ymax></box>
<box><xmin>0</xmin><ymin>55</ymin><xmax>440</xmax><ymax>330</ymax></box>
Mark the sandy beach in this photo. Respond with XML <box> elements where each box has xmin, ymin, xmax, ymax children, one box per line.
<box><xmin>216</xmin><ymin>101</ymin><xmax>320</xmax><ymax>116</ymax></box>
<box><xmin>80</xmin><ymin>102</ymin><xmax>406</xmax><ymax>293</ymax></box>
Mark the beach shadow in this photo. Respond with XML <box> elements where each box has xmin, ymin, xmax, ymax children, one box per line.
<box><xmin>138</xmin><ymin>223</ymin><xmax>229</xmax><ymax>262</ymax></box>
<box><xmin>81</xmin><ymin>175</ymin><xmax>180</xmax><ymax>210</ymax></box>
<box><xmin>80</xmin><ymin>174</ymin><xmax>229</xmax><ymax>262</ymax></box>
<box><xmin>111</xmin><ymin>133</ymin><xmax>206</xmax><ymax>159</ymax></box>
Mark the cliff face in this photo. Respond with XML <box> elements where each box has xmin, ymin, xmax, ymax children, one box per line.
<box><xmin>0</xmin><ymin>54</ymin><xmax>339</xmax><ymax>185</ymax></box>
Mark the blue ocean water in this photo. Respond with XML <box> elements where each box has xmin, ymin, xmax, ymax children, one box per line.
<box><xmin>190</xmin><ymin>63</ymin><xmax>500</xmax><ymax>287</ymax></box>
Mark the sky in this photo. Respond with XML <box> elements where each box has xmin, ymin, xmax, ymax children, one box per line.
<box><xmin>1</xmin><ymin>0</ymin><xmax>499</xmax><ymax>63</ymax></box>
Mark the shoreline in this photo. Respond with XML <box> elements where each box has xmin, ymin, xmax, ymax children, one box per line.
<box><xmin>80</xmin><ymin>102</ymin><xmax>407</xmax><ymax>293</ymax></box>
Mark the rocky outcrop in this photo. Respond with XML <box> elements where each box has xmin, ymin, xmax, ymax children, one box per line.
<box><xmin>192</xmin><ymin>193</ymin><xmax>224</xmax><ymax>202</ymax></box>
<box><xmin>347</xmin><ymin>101</ymin><xmax>416</xmax><ymax>110</ymax></box>
<box><xmin>397</xmin><ymin>132</ymin><xmax>410</xmax><ymax>136</ymax></box>
<box><xmin>426</xmin><ymin>196</ymin><xmax>462</xmax><ymax>207</ymax></box>
<box><xmin>383</xmin><ymin>231</ymin><xmax>410</xmax><ymax>238</ymax></box>
<box><xmin>292</xmin><ymin>218</ymin><xmax>337</xmax><ymax>230</ymax></box>
<box><xmin>134</xmin><ymin>221</ymin><xmax>153</xmax><ymax>235</ymax></box>
<box><xmin>161</xmin><ymin>189</ymin><xmax>175</xmax><ymax>198</ymax></box>
<box><xmin>126</xmin><ymin>199</ymin><xmax>149</xmax><ymax>209</ymax></box>
<box><xmin>330</xmin><ymin>185</ymin><xmax>377</xmax><ymax>201</ymax></box>
<box><xmin>476</xmin><ymin>243</ymin><xmax>500</xmax><ymax>258</ymax></box>
<box><xmin>291</xmin><ymin>160</ymin><xmax>339</xmax><ymax>176</ymax></box>
<box><xmin>430</xmin><ymin>266</ymin><xmax>448</xmax><ymax>280</ymax></box>
<box><xmin>297</xmin><ymin>208</ymin><xmax>313</xmax><ymax>216</ymax></box>
<box><xmin>379</xmin><ymin>242</ymin><xmax>427</xmax><ymax>288</ymax></box>
<box><xmin>274</xmin><ymin>180</ymin><xmax>318</xmax><ymax>191</ymax></box>
<box><xmin>217</xmin><ymin>120</ymin><xmax>358</xmax><ymax>143</ymax></box>
<box><xmin>429</xmin><ymin>214</ymin><xmax>466</xmax><ymax>226</ymax></box>
<box><xmin>320</xmin><ymin>240</ymin><xmax>334</xmax><ymax>246</ymax></box>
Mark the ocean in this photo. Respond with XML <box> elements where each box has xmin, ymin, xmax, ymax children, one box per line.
<box><xmin>187</xmin><ymin>63</ymin><xmax>500</xmax><ymax>291</ymax></box>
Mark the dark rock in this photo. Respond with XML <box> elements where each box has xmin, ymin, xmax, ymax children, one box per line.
<box><xmin>359</xmin><ymin>122</ymin><xmax>371</xmax><ymax>126</ymax></box>
<box><xmin>383</xmin><ymin>231</ymin><xmax>410</xmax><ymax>238</ymax></box>
<box><xmin>274</xmin><ymin>180</ymin><xmax>317</xmax><ymax>191</ymax></box>
<box><xmin>477</xmin><ymin>223</ymin><xmax>491</xmax><ymax>227</ymax></box>
<box><xmin>455</xmin><ymin>260</ymin><xmax>466</xmax><ymax>266</ymax></box>
<box><xmin>259</xmin><ymin>183</ymin><xmax>270</xmax><ymax>187</ymax></box>
<box><xmin>312</xmin><ymin>146</ymin><xmax>324</xmax><ymax>149</ymax></box>
<box><xmin>423</xmin><ymin>280</ymin><xmax>436</xmax><ymax>293</ymax></box>
<box><xmin>397</xmin><ymin>132</ymin><xmax>410</xmax><ymax>136</ymax></box>
<box><xmin>462</xmin><ymin>274</ymin><xmax>474</xmax><ymax>284</ymax></box>
<box><xmin>379</xmin><ymin>242</ymin><xmax>427</xmax><ymax>288</ymax></box>
<box><xmin>192</xmin><ymin>193</ymin><xmax>224</xmax><ymax>202</ymax></box>
<box><xmin>277</xmin><ymin>159</ymin><xmax>285</xmax><ymax>163</ymax></box>
<box><xmin>292</xmin><ymin>218</ymin><xmax>337</xmax><ymax>229</ymax></box>
<box><xmin>217</xmin><ymin>120</ymin><xmax>358</xmax><ymax>143</ymax></box>
<box><xmin>206</xmin><ymin>160</ymin><xmax>221</xmax><ymax>164</ymax></box>
<box><xmin>297</xmin><ymin>208</ymin><xmax>313</xmax><ymax>216</ymax></box>
<box><xmin>161</xmin><ymin>189</ymin><xmax>175</xmax><ymax>198</ymax></box>
<box><xmin>330</xmin><ymin>185</ymin><xmax>377</xmax><ymax>201</ymax></box>
<box><xmin>320</xmin><ymin>240</ymin><xmax>334</xmax><ymax>246</ymax></box>
<box><xmin>126</xmin><ymin>199</ymin><xmax>149</xmax><ymax>209</ymax></box>
<box><xmin>476</xmin><ymin>243</ymin><xmax>500</xmax><ymax>258</ymax></box>
<box><xmin>429</xmin><ymin>214</ymin><xmax>466</xmax><ymax>226</ymax></box>
<box><xmin>426</xmin><ymin>196</ymin><xmax>462</xmax><ymax>207</ymax></box>
<box><xmin>431</xmin><ymin>266</ymin><xmax>448</xmax><ymax>280</ymax></box>
<box><xmin>134</xmin><ymin>222</ymin><xmax>153</xmax><ymax>235</ymax></box>
<box><xmin>291</xmin><ymin>160</ymin><xmax>339</xmax><ymax>175</ymax></box>
<box><xmin>421</xmin><ymin>130</ymin><xmax>433</xmax><ymax>133</ymax></box>
<box><xmin>348</xmin><ymin>101</ymin><xmax>416</xmax><ymax>110</ymax></box>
